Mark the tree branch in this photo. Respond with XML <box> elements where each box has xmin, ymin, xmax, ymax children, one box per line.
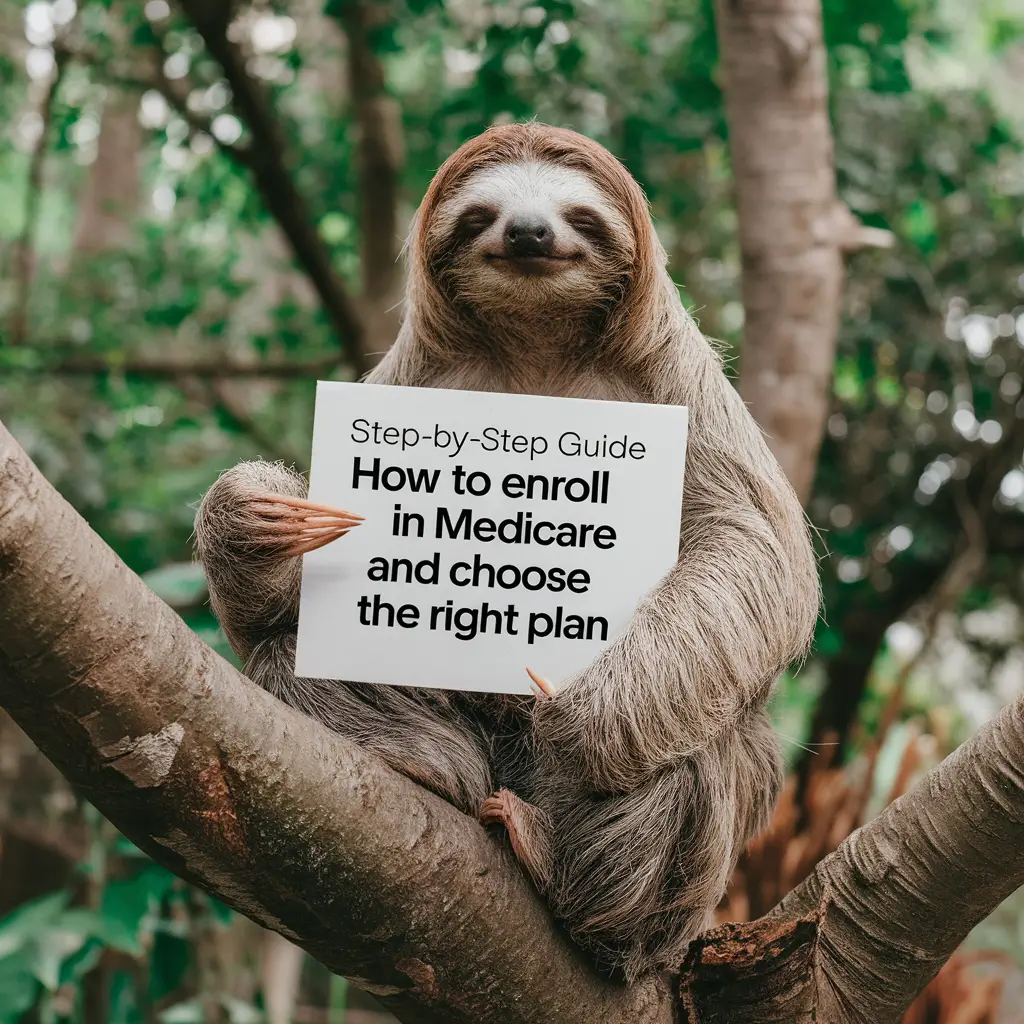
<box><xmin>4</xmin><ymin>415</ymin><xmax>1024</xmax><ymax>1022</ymax></box>
<box><xmin>174</xmin><ymin>0</ymin><xmax>371</xmax><ymax>376</ymax></box>
<box><xmin>766</xmin><ymin>686</ymin><xmax>1024</xmax><ymax>1023</ymax></box>
<box><xmin>0</xmin><ymin>416</ymin><xmax>671</xmax><ymax>1024</ymax></box>
<box><xmin>0</xmin><ymin>353</ymin><xmax>341</xmax><ymax>379</ymax></box>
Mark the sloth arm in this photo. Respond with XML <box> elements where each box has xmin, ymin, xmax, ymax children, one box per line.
<box><xmin>193</xmin><ymin>461</ymin><xmax>317</xmax><ymax>661</ymax></box>
<box><xmin>532</xmin><ymin>360</ymin><xmax>821</xmax><ymax>794</ymax></box>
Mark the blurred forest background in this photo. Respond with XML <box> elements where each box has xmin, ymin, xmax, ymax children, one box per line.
<box><xmin>1</xmin><ymin>0</ymin><xmax>1024</xmax><ymax>1020</ymax></box>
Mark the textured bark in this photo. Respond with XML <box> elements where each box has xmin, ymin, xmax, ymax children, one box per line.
<box><xmin>678</xmin><ymin>914</ymin><xmax>822</xmax><ymax>1022</ymax></box>
<box><xmin>175</xmin><ymin>0</ymin><xmax>371</xmax><ymax>376</ymax></box>
<box><xmin>713</xmin><ymin>0</ymin><xmax>888</xmax><ymax>504</ymax></box>
<box><xmin>0</xmin><ymin>416</ymin><xmax>670</xmax><ymax>1024</ymax></box>
<box><xmin>772</xmin><ymin>688</ymin><xmax>1024</xmax><ymax>1022</ymax></box>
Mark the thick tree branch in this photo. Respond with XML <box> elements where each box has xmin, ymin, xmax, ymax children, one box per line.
<box><xmin>767</xmin><ymin>687</ymin><xmax>1024</xmax><ymax>1022</ymax></box>
<box><xmin>0</xmin><ymin>417</ymin><xmax>671</xmax><ymax>1024</ymax></box>
<box><xmin>3</xmin><ymin>418</ymin><xmax>1024</xmax><ymax>1022</ymax></box>
<box><xmin>713</xmin><ymin>0</ymin><xmax>890</xmax><ymax>504</ymax></box>
<box><xmin>174</xmin><ymin>0</ymin><xmax>371</xmax><ymax>376</ymax></box>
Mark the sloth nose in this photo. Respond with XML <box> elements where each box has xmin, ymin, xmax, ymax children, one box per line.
<box><xmin>504</xmin><ymin>216</ymin><xmax>554</xmax><ymax>257</ymax></box>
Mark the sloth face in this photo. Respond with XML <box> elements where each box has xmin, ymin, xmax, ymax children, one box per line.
<box><xmin>428</xmin><ymin>160</ymin><xmax>634</xmax><ymax>319</ymax></box>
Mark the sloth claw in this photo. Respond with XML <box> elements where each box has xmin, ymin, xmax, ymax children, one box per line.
<box><xmin>247</xmin><ymin>493</ymin><xmax>364</xmax><ymax>558</ymax></box>
<box><xmin>480</xmin><ymin>788</ymin><xmax>552</xmax><ymax>888</ymax></box>
<box><xmin>525</xmin><ymin>667</ymin><xmax>557</xmax><ymax>699</ymax></box>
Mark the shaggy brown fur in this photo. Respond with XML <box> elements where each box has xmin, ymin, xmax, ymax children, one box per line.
<box><xmin>194</xmin><ymin>122</ymin><xmax>821</xmax><ymax>982</ymax></box>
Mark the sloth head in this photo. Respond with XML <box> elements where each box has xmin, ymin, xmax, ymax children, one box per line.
<box><xmin>409</xmin><ymin>123</ymin><xmax>665</xmax><ymax>332</ymax></box>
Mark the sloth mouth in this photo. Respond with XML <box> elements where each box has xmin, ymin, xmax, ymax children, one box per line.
<box><xmin>485</xmin><ymin>254</ymin><xmax>583</xmax><ymax>277</ymax></box>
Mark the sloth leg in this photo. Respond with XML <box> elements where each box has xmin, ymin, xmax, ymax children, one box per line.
<box><xmin>538</xmin><ymin>710</ymin><xmax>782</xmax><ymax>982</ymax></box>
<box><xmin>480</xmin><ymin>788</ymin><xmax>553</xmax><ymax>889</ymax></box>
<box><xmin>194</xmin><ymin>460</ymin><xmax>361</xmax><ymax>660</ymax></box>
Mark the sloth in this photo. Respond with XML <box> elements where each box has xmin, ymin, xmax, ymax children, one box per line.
<box><xmin>194</xmin><ymin>122</ymin><xmax>820</xmax><ymax>982</ymax></box>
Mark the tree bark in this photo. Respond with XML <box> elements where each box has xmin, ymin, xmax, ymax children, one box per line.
<box><xmin>712</xmin><ymin>0</ymin><xmax>890</xmax><ymax>504</ymax></box>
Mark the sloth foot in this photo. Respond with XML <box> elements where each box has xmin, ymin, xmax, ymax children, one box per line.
<box><xmin>247</xmin><ymin>493</ymin><xmax>364</xmax><ymax>558</ymax></box>
<box><xmin>481</xmin><ymin>788</ymin><xmax>553</xmax><ymax>889</ymax></box>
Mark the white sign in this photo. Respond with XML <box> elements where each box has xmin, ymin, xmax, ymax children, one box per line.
<box><xmin>294</xmin><ymin>382</ymin><xmax>688</xmax><ymax>695</ymax></box>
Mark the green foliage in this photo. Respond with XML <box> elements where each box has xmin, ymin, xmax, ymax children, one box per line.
<box><xmin>1</xmin><ymin>0</ymin><xmax>1023</xmax><ymax>1013</ymax></box>
<box><xmin>0</xmin><ymin>865</ymin><xmax>188</xmax><ymax>1023</ymax></box>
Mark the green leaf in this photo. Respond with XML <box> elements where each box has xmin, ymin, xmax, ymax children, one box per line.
<box><xmin>900</xmin><ymin>199</ymin><xmax>937</xmax><ymax>253</ymax></box>
<box><xmin>0</xmin><ymin>893</ymin><xmax>70</xmax><ymax>958</ymax></box>
<box><xmin>29</xmin><ymin>929</ymin><xmax>86</xmax><ymax>992</ymax></box>
<box><xmin>56</xmin><ymin>908</ymin><xmax>143</xmax><ymax>956</ymax></box>
<box><xmin>101</xmin><ymin>864</ymin><xmax>179</xmax><ymax>949</ymax></box>
<box><xmin>0</xmin><ymin>951</ymin><xmax>40</xmax><ymax>1024</ymax></box>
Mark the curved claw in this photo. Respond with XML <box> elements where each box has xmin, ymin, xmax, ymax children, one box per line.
<box><xmin>525</xmin><ymin>667</ymin><xmax>557</xmax><ymax>699</ymax></box>
<box><xmin>480</xmin><ymin>794</ymin><xmax>509</xmax><ymax>827</ymax></box>
<box><xmin>248</xmin><ymin>493</ymin><xmax>364</xmax><ymax>558</ymax></box>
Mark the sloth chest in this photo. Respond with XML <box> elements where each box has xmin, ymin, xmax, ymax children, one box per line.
<box><xmin>426</xmin><ymin>361</ymin><xmax>649</xmax><ymax>405</ymax></box>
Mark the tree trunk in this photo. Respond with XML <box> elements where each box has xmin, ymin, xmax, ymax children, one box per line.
<box><xmin>72</xmin><ymin>84</ymin><xmax>143</xmax><ymax>255</ymax></box>
<box><xmin>712</xmin><ymin>0</ymin><xmax>888</xmax><ymax>504</ymax></box>
<box><xmin>334</xmin><ymin>0</ymin><xmax>406</xmax><ymax>360</ymax></box>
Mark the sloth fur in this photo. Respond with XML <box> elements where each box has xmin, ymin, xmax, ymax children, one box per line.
<box><xmin>194</xmin><ymin>121</ymin><xmax>821</xmax><ymax>982</ymax></box>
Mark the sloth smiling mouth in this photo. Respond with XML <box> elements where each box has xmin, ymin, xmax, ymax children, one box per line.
<box><xmin>485</xmin><ymin>253</ymin><xmax>583</xmax><ymax>276</ymax></box>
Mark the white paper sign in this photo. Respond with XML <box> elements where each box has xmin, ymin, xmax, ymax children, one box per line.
<box><xmin>294</xmin><ymin>382</ymin><xmax>688</xmax><ymax>694</ymax></box>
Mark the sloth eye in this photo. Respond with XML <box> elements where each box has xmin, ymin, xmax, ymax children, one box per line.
<box><xmin>564</xmin><ymin>205</ymin><xmax>611</xmax><ymax>242</ymax></box>
<box><xmin>454</xmin><ymin>204</ymin><xmax>499</xmax><ymax>240</ymax></box>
